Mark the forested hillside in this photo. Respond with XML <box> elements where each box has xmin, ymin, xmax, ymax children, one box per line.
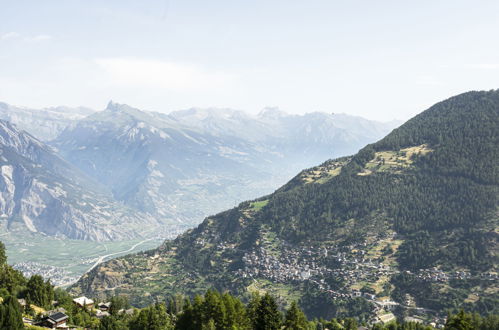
<box><xmin>72</xmin><ymin>90</ymin><xmax>499</xmax><ymax>322</ymax></box>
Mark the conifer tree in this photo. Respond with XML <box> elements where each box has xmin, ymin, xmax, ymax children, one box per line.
<box><xmin>343</xmin><ymin>318</ymin><xmax>358</xmax><ymax>330</ymax></box>
<box><xmin>0</xmin><ymin>296</ymin><xmax>24</xmax><ymax>329</ymax></box>
<box><xmin>284</xmin><ymin>301</ymin><xmax>308</xmax><ymax>330</ymax></box>
<box><xmin>222</xmin><ymin>292</ymin><xmax>249</xmax><ymax>329</ymax></box>
<box><xmin>203</xmin><ymin>289</ymin><xmax>226</xmax><ymax>328</ymax></box>
<box><xmin>247</xmin><ymin>292</ymin><xmax>261</xmax><ymax>324</ymax></box>
<box><xmin>98</xmin><ymin>315</ymin><xmax>121</xmax><ymax>330</ymax></box>
<box><xmin>0</xmin><ymin>241</ymin><xmax>6</xmax><ymax>265</ymax></box>
<box><xmin>175</xmin><ymin>297</ymin><xmax>195</xmax><ymax>330</ymax></box>
<box><xmin>254</xmin><ymin>293</ymin><xmax>282</xmax><ymax>330</ymax></box>
<box><xmin>444</xmin><ymin>310</ymin><xmax>473</xmax><ymax>330</ymax></box>
<box><xmin>26</xmin><ymin>274</ymin><xmax>53</xmax><ymax>308</ymax></box>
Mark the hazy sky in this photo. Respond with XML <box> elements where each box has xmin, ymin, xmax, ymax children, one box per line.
<box><xmin>1</xmin><ymin>1</ymin><xmax>499</xmax><ymax>121</ymax></box>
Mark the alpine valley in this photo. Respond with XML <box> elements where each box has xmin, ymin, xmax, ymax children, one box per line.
<box><xmin>71</xmin><ymin>90</ymin><xmax>499</xmax><ymax>322</ymax></box>
<box><xmin>0</xmin><ymin>100</ymin><xmax>398</xmax><ymax>233</ymax></box>
<box><xmin>0</xmin><ymin>101</ymin><xmax>397</xmax><ymax>285</ymax></box>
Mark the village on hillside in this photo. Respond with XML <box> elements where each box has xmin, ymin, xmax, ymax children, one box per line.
<box><xmin>230</xmin><ymin>231</ymin><xmax>498</xmax><ymax>327</ymax></box>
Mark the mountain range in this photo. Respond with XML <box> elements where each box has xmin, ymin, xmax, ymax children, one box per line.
<box><xmin>0</xmin><ymin>119</ymin><xmax>160</xmax><ymax>241</ymax></box>
<box><xmin>52</xmin><ymin>101</ymin><xmax>397</xmax><ymax>225</ymax></box>
<box><xmin>0</xmin><ymin>101</ymin><xmax>398</xmax><ymax>240</ymax></box>
<box><xmin>71</xmin><ymin>90</ymin><xmax>499</xmax><ymax>319</ymax></box>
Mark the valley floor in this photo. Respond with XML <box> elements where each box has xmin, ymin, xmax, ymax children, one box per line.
<box><xmin>1</xmin><ymin>231</ymin><xmax>164</xmax><ymax>287</ymax></box>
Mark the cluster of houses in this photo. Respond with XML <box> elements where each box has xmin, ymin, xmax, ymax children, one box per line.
<box><xmin>13</xmin><ymin>261</ymin><xmax>78</xmax><ymax>287</ymax></box>
<box><xmin>231</xmin><ymin>232</ymin><xmax>496</xmax><ymax>327</ymax></box>
<box><xmin>235</xmin><ymin>231</ymin><xmax>497</xmax><ymax>301</ymax></box>
<box><xmin>20</xmin><ymin>296</ymin><xmax>124</xmax><ymax>329</ymax></box>
<box><xmin>235</xmin><ymin>240</ymin><xmax>394</xmax><ymax>297</ymax></box>
<box><xmin>238</xmin><ymin>246</ymin><xmax>321</xmax><ymax>282</ymax></box>
<box><xmin>413</xmin><ymin>268</ymin><xmax>498</xmax><ymax>282</ymax></box>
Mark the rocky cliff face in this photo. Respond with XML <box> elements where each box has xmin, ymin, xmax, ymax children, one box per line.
<box><xmin>0</xmin><ymin>120</ymin><xmax>160</xmax><ymax>241</ymax></box>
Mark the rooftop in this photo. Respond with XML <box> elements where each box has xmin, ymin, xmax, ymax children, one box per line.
<box><xmin>48</xmin><ymin>311</ymin><xmax>68</xmax><ymax>323</ymax></box>
<box><xmin>73</xmin><ymin>296</ymin><xmax>94</xmax><ymax>305</ymax></box>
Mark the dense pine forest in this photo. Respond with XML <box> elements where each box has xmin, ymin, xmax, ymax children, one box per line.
<box><xmin>259</xmin><ymin>90</ymin><xmax>498</xmax><ymax>270</ymax></box>
<box><xmin>1</xmin><ymin>241</ymin><xmax>498</xmax><ymax>329</ymax></box>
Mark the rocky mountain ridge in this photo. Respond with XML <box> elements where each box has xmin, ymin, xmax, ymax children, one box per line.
<box><xmin>0</xmin><ymin>119</ymin><xmax>160</xmax><ymax>241</ymax></box>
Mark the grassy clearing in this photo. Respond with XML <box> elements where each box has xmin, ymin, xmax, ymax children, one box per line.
<box><xmin>316</xmin><ymin>167</ymin><xmax>342</xmax><ymax>183</ymax></box>
<box><xmin>246</xmin><ymin>279</ymin><xmax>300</xmax><ymax>307</ymax></box>
<box><xmin>300</xmin><ymin>160</ymin><xmax>348</xmax><ymax>184</ymax></box>
<box><xmin>464</xmin><ymin>293</ymin><xmax>480</xmax><ymax>303</ymax></box>
<box><xmin>362</xmin><ymin>144</ymin><xmax>433</xmax><ymax>175</ymax></box>
<box><xmin>350</xmin><ymin>281</ymin><xmax>368</xmax><ymax>291</ymax></box>
<box><xmin>366</xmin><ymin>235</ymin><xmax>403</xmax><ymax>269</ymax></box>
<box><xmin>30</xmin><ymin>304</ymin><xmax>46</xmax><ymax>315</ymax></box>
<box><xmin>26</xmin><ymin>325</ymin><xmax>48</xmax><ymax>330</ymax></box>
<box><xmin>260</xmin><ymin>227</ymin><xmax>281</xmax><ymax>258</ymax></box>
<box><xmin>249</xmin><ymin>200</ymin><xmax>269</xmax><ymax>212</ymax></box>
<box><xmin>372</xmin><ymin>275</ymin><xmax>390</xmax><ymax>294</ymax></box>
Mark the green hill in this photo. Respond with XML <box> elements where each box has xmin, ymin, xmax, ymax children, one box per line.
<box><xmin>71</xmin><ymin>90</ymin><xmax>499</xmax><ymax>321</ymax></box>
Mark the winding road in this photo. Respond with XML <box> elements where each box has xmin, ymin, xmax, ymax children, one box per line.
<box><xmin>87</xmin><ymin>238</ymin><xmax>153</xmax><ymax>273</ymax></box>
<box><xmin>57</xmin><ymin>238</ymin><xmax>154</xmax><ymax>288</ymax></box>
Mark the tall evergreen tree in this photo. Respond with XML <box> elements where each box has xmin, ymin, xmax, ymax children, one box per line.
<box><xmin>0</xmin><ymin>241</ymin><xmax>6</xmax><ymax>265</ymax></box>
<box><xmin>284</xmin><ymin>301</ymin><xmax>308</xmax><ymax>330</ymax></box>
<box><xmin>222</xmin><ymin>292</ymin><xmax>249</xmax><ymax>329</ymax></box>
<box><xmin>247</xmin><ymin>292</ymin><xmax>261</xmax><ymax>325</ymax></box>
<box><xmin>445</xmin><ymin>310</ymin><xmax>473</xmax><ymax>330</ymax></box>
<box><xmin>109</xmin><ymin>295</ymin><xmax>130</xmax><ymax>316</ymax></box>
<box><xmin>0</xmin><ymin>296</ymin><xmax>24</xmax><ymax>329</ymax></box>
<box><xmin>343</xmin><ymin>318</ymin><xmax>358</xmax><ymax>330</ymax></box>
<box><xmin>130</xmin><ymin>302</ymin><xmax>173</xmax><ymax>330</ymax></box>
<box><xmin>26</xmin><ymin>274</ymin><xmax>53</xmax><ymax>308</ymax></box>
<box><xmin>175</xmin><ymin>298</ymin><xmax>195</xmax><ymax>330</ymax></box>
<box><xmin>98</xmin><ymin>316</ymin><xmax>122</xmax><ymax>330</ymax></box>
<box><xmin>202</xmin><ymin>289</ymin><xmax>226</xmax><ymax>328</ymax></box>
<box><xmin>254</xmin><ymin>293</ymin><xmax>282</xmax><ymax>330</ymax></box>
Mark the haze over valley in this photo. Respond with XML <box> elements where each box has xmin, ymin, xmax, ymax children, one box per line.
<box><xmin>0</xmin><ymin>100</ymin><xmax>398</xmax><ymax>285</ymax></box>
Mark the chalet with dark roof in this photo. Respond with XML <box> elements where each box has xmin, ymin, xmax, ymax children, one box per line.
<box><xmin>37</xmin><ymin>311</ymin><xmax>69</xmax><ymax>329</ymax></box>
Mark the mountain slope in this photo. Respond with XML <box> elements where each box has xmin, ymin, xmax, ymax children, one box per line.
<box><xmin>0</xmin><ymin>102</ymin><xmax>94</xmax><ymax>141</ymax></box>
<box><xmin>0</xmin><ymin>120</ymin><xmax>160</xmax><ymax>241</ymax></box>
<box><xmin>54</xmin><ymin>102</ymin><xmax>397</xmax><ymax>225</ymax></box>
<box><xmin>72</xmin><ymin>90</ymin><xmax>498</xmax><ymax>319</ymax></box>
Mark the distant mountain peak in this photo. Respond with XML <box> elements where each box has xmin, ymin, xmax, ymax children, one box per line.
<box><xmin>105</xmin><ymin>100</ymin><xmax>139</xmax><ymax>114</ymax></box>
<box><xmin>257</xmin><ymin>107</ymin><xmax>287</xmax><ymax>119</ymax></box>
<box><xmin>85</xmin><ymin>101</ymin><xmax>157</xmax><ymax>126</ymax></box>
